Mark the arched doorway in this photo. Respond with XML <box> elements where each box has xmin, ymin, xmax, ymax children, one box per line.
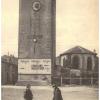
<box><xmin>71</xmin><ymin>56</ymin><xmax>80</xmax><ymax>85</ymax></box>
<box><xmin>85</xmin><ymin>57</ymin><xmax>93</xmax><ymax>85</ymax></box>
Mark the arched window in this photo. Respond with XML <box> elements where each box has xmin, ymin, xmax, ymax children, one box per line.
<box><xmin>87</xmin><ymin>57</ymin><xmax>92</xmax><ymax>71</ymax></box>
<box><xmin>72</xmin><ymin>56</ymin><xmax>80</xmax><ymax>69</ymax></box>
<box><xmin>63</xmin><ymin>57</ymin><xmax>66</xmax><ymax>67</ymax></box>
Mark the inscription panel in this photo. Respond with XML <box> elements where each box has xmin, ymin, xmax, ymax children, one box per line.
<box><xmin>18</xmin><ymin>59</ymin><xmax>51</xmax><ymax>74</ymax></box>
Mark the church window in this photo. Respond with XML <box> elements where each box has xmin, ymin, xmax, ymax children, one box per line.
<box><xmin>72</xmin><ymin>56</ymin><xmax>80</xmax><ymax>69</ymax></box>
<box><xmin>63</xmin><ymin>57</ymin><xmax>68</xmax><ymax>67</ymax></box>
<box><xmin>87</xmin><ymin>57</ymin><xmax>92</xmax><ymax>71</ymax></box>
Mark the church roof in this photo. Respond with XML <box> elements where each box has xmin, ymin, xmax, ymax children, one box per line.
<box><xmin>61</xmin><ymin>46</ymin><xmax>96</xmax><ymax>55</ymax></box>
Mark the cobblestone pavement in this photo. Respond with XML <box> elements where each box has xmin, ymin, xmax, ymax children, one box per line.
<box><xmin>2</xmin><ymin>86</ymin><xmax>98</xmax><ymax>100</ymax></box>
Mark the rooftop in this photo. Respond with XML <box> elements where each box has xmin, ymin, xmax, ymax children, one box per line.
<box><xmin>60</xmin><ymin>46</ymin><xmax>96</xmax><ymax>55</ymax></box>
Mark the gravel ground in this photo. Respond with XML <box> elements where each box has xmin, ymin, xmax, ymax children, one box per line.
<box><xmin>1</xmin><ymin>86</ymin><xmax>98</xmax><ymax>100</ymax></box>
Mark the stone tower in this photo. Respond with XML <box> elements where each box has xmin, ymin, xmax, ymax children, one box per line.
<box><xmin>18</xmin><ymin>0</ymin><xmax>56</xmax><ymax>85</ymax></box>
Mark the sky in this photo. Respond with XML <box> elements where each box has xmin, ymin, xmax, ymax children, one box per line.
<box><xmin>2</xmin><ymin>0</ymin><xmax>99</xmax><ymax>57</ymax></box>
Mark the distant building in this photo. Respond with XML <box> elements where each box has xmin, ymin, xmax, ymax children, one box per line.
<box><xmin>1</xmin><ymin>55</ymin><xmax>18</xmax><ymax>85</ymax></box>
<box><xmin>55</xmin><ymin>46</ymin><xmax>99</xmax><ymax>86</ymax></box>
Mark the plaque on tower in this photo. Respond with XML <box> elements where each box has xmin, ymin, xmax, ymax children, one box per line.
<box><xmin>18</xmin><ymin>0</ymin><xmax>56</xmax><ymax>85</ymax></box>
<box><xmin>32</xmin><ymin>1</ymin><xmax>41</xmax><ymax>11</ymax></box>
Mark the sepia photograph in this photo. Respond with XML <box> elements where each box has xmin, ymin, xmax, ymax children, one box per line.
<box><xmin>1</xmin><ymin>0</ymin><xmax>99</xmax><ymax>100</ymax></box>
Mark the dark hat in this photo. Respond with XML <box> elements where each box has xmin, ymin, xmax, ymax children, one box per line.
<box><xmin>26</xmin><ymin>84</ymin><xmax>31</xmax><ymax>88</ymax></box>
<box><xmin>52</xmin><ymin>84</ymin><xmax>57</xmax><ymax>88</ymax></box>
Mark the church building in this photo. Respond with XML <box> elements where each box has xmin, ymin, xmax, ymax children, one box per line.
<box><xmin>55</xmin><ymin>46</ymin><xmax>99</xmax><ymax>86</ymax></box>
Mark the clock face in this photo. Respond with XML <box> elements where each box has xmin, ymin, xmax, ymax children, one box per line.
<box><xmin>32</xmin><ymin>1</ymin><xmax>41</xmax><ymax>11</ymax></box>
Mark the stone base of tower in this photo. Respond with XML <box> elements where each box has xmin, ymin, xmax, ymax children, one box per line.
<box><xmin>16</xmin><ymin>74</ymin><xmax>51</xmax><ymax>86</ymax></box>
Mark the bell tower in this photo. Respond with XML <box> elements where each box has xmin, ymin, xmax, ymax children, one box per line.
<box><xmin>18</xmin><ymin>0</ymin><xmax>56</xmax><ymax>85</ymax></box>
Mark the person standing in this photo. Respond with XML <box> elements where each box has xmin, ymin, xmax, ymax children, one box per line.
<box><xmin>52</xmin><ymin>84</ymin><xmax>63</xmax><ymax>100</ymax></box>
<box><xmin>24</xmin><ymin>84</ymin><xmax>33</xmax><ymax>100</ymax></box>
